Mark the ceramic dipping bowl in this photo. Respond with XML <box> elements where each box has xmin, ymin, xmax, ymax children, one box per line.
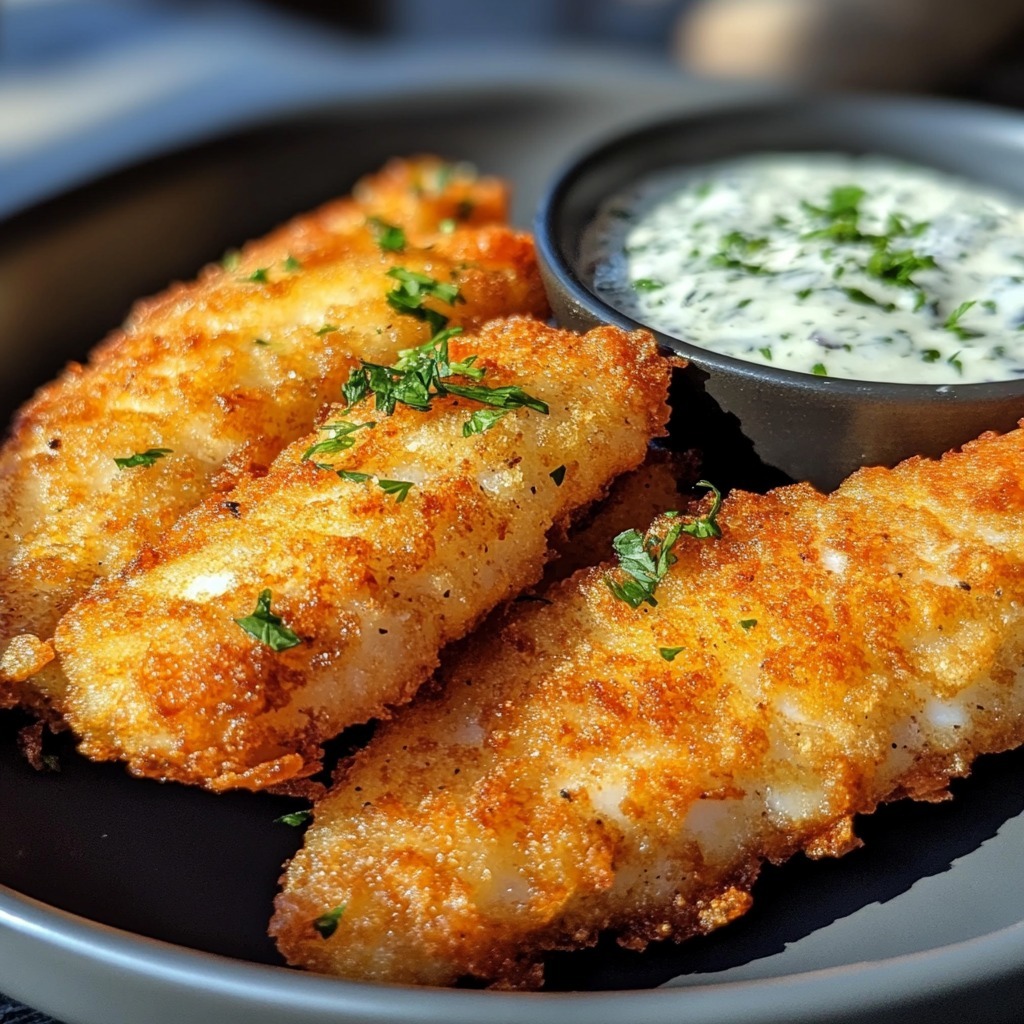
<box><xmin>536</xmin><ymin>95</ymin><xmax>1024</xmax><ymax>492</ymax></box>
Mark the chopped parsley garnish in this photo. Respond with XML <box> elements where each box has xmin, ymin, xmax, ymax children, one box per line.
<box><xmin>801</xmin><ymin>185</ymin><xmax>867</xmax><ymax>242</ymax></box>
<box><xmin>739</xmin><ymin>618</ymin><xmax>758</xmax><ymax>631</ymax></box>
<box><xmin>282</xmin><ymin>255</ymin><xmax>302</xmax><ymax>272</ymax></box>
<box><xmin>632</xmin><ymin>278</ymin><xmax>664</xmax><ymax>291</ymax></box>
<box><xmin>659</xmin><ymin>646</ymin><xmax>684</xmax><ymax>662</ymax></box>
<box><xmin>386</xmin><ymin>267</ymin><xmax>463</xmax><ymax>335</ymax></box>
<box><xmin>842</xmin><ymin>287</ymin><xmax>895</xmax><ymax>312</ymax></box>
<box><xmin>341</xmin><ymin>328</ymin><xmax>547</xmax><ymax>422</ymax></box>
<box><xmin>114</xmin><ymin>448</ymin><xmax>172</xmax><ymax>469</ymax></box>
<box><xmin>944</xmin><ymin>300</ymin><xmax>981</xmax><ymax>340</ymax></box>
<box><xmin>377</xmin><ymin>478</ymin><xmax>414</xmax><ymax>503</ymax></box>
<box><xmin>337</xmin><ymin>469</ymin><xmax>373</xmax><ymax>483</ymax></box>
<box><xmin>709</xmin><ymin>231</ymin><xmax>772</xmax><ymax>275</ymax></box>
<box><xmin>313</xmin><ymin>905</ymin><xmax>346</xmax><ymax>939</ymax></box>
<box><xmin>315</xmin><ymin>324</ymin><xmax>339</xmax><ymax>336</ymax></box>
<box><xmin>606</xmin><ymin>481</ymin><xmax>722</xmax><ymax>608</ymax></box>
<box><xmin>463</xmin><ymin>407</ymin><xmax>510</xmax><ymax>436</ymax></box>
<box><xmin>247</xmin><ymin>267</ymin><xmax>270</xmax><ymax>284</ymax></box>
<box><xmin>233</xmin><ymin>589</ymin><xmax>301</xmax><ymax>652</ymax></box>
<box><xmin>550</xmin><ymin>465</ymin><xmax>566</xmax><ymax>487</ymax></box>
<box><xmin>367</xmin><ymin>216</ymin><xmax>406</xmax><ymax>252</ymax></box>
<box><xmin>865</xmin><ymin>247</ymin><xmax>936</xmax><ymax>292</ymax></box>
<box><xmin>759</xmin><ymin>346</ymin><xmax>773</xmax><ymax>361</ymax></box>
<box><xmin>921</xmin><ymin>349</ymin><xmax>941</xmax><ymax>363</ymax></box>
<box><xmin>947</xmin><ymin>350</ymin><xmax>964</xmax><ymax>374</ymax></box>
<box><xmin>811</xmin><ymin>363</ymin><xmax>828</xmax><ymax>376</ymax></box>
<box><xmin>275</xmin><ymin>810</ymin><xmax>313</xmax><ymax>827</ymax></box>
<box><xmin>301</xmin><ymin>420</ymin><xmax>376</xmax><ymax>467</ymax></box>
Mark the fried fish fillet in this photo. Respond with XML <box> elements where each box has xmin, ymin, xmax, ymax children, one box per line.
<box><xmin>52</xmin><ymin>320</ymin><xmax>671</xmax><ymax>790</ymax></box>
<box><xmin>0</xmin><ymin>157</ymin><xmax>547</xmax><ymax>705</ymax></box>
<box><xmin>272</xmin><ymin>424</ymin><xmax>1024</xmax><ymax>987</ymax></box>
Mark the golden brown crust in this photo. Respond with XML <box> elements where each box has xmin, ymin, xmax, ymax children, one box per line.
<box><xmin>272</xmin><ymin>424</ymin><xmax>1024</xmax><ymax>987</ymax></box>
<box><xmin>53</xmin><ymin>320</ymin><xmax>670</xmax><ymax>790</ymax></box>
<box><xmin>0</xmin><ymin>157</ymin><xmax>549</xmax><ymax>710</ymax></box>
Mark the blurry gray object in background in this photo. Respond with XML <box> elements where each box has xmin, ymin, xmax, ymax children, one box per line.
<box><xmin>677</xmin><ymin>0</ymin><xmax>1024</xmax><ymax>90</ymax></box>
<box><xmin>387</xmin><ymin>0</ymin><xmax>686</xmax><ymax>48</ymax></box>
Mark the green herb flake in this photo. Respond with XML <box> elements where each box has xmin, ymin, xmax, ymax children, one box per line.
<box><xmin>947</xmin><ymin>351</ymin><xmax>964</xmax><ymax>375</ymax></box>
<box><xmin>811</xmin><ymin>363</ymin><xmax>828</xmax><ymax>376</ymax></box>
<box><xmin>463</xmin><ymin>407</ymin><xmax>510</xmax><ymax>436</ymax></box>
<box><xmin>367</xmin><ymin>216</ymin><xmax>407</xmax><ymax>252</ymax></box>
<box><xmin>337</xmin><ymin>469</ymin><xmax>373</xmax><ymax>483</ymax></box>
<box><xmin>114</xmin><ymin>448</ymin><xmax>172</xmax><ymax>470</ymax></box>
<box><xmin>253</xmin><ymin>337</ymin><xmax>270</xmax><ymax>346</ymax></box>
<box><xmin>739</xmin><ymin>618</ymin><xmax>758</xmax><ymax>631</ymax></box>
<box><xmin>796</xmin><ymin>288</ymin><xmax>813</xmax><ymax>300</ymax></box>
<box><xmin>632</xmin><ymin>278</ymin><xmax>665</xmax><ymax>292</ymax></box>
<box><xmin>234</xmin><ymin>589</ymin><xmax>301</xmax><ymax>652</ymax></box>
<box><xmin>247</xmin><ymin>267</ymin><xmax>270</xmax><ymax>284</ymax></box>
<box><xmin>550</xmin><ymin>465</ymin><xmax>566</xmax><ymax>487</ymax></box>
<box><xmin>341</xmin><ymin>323</ymin><xmax>548</xmax><ymax>436</ymax></box>
<box><xmin>386</xmin><ymin>266</ymin><xmax>463</xmax><ymax>335</ymax></box>
<box><xmin>315</xmin><ymin>324</ymin><xmax>339</xmax><ymax>337</ymax></box>
<box><xmin>301</xmin><ymin>420</ymin><xmax>376</xmax><ymax>467</ymax></box>
<box><xmin>865</xmin><ymin>247</ymin><xmax>936</xmax><ymax>289</ymax></box>
<box><xmin>982</xmin><ymin>299</ymin><xmax>998</xmax><ymax>314</ymax></box>
<box><xmin>220</xmin><ymin>249</ymin><xmax>241</xmax><ymax>271</ymax></box>
<box><xmin>282</xmin><ymin>255</ymin><xmax>302</xmax><ymax>272</ymax></box>
<box><xmin>377</xmin><ymin>478</ymin><xmax>414</xmax><ymax>503</ymax></box>
<box><xmin>659</xmin><ymin>646</ymin><xmax>685</xmax><ymax>662</ymax></box>
<box><xmin>944</xmin><ymin>300</ymin><xmax>981</xmax><ymax>340</ymax></box>
<box><xmin>606</xmin><ymin>481</ymin><xmax>722</xmax><ymax>608</ymax></box>
<box><xmin>438</xmin><ymin>217</ymin><xmax>456</xmax><ymax>234</ymax></box>
<box><xmin>709</xmin><ymin>231</ymin><xmax>772</xmax><ymax>275</ymax></box>
<box><xmin>313</xmin><ymin>905</ymin><xmax>346</xmax><ymax>940</ymax></box>
<box><xmin>842</xmin><ymin>287</ymin><xmax>895</xmax><ymax>312</ymax></box>
<box><xmin>275</xmin><ymin>810</ymin><xmax>313</xmax><ymax>827</ymax></box>
<box><xmin>759</xmin><ymin>346</ymin><xmax>773</xmax><ymax>361</ymax></box>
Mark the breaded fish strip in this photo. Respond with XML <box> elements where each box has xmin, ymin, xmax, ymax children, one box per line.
<box><xmin>0</xmin><ymin>156</ymin><xmax>547</xmax><ymax>704</ymax></box>
<box><xmin>272</xmin><ymin>425</ymin><xmax>1024</xmax><ymax>988</ymax></box>
<box><xmin>53</xmin><ymin>320</ymin><xmax>671</xmax><ymax>791</ymax></box>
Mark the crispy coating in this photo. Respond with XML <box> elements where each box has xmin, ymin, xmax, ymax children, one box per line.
<box><xmin>0</xmin><ymin>157</ymin><xmax>548</xmax><ymax>707</ymax></box>
<box><xmin>273</xmin><ymin>425</ymin><xmax>1024</xmax><ymax>987</ymax></box>
<box><xmin>53</xmin><ymin>320</ymin><xmax>671</xmax><ymax>790</ymax></box>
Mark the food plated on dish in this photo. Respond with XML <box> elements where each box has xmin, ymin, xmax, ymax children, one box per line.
<box><xmin>3</xmin><ymin>93</ymin><xmax>1024</xmax><ymax>1010</ymax></box>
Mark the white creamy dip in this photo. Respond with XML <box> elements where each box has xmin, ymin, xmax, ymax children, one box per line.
<box><xmin>582</xmin><ymin>153</ymin><xmax>1024</xmax><ymax>383</ymax></box>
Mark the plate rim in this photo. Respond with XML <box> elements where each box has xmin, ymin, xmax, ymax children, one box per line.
<box><xmin>3</xmin><ymin>883</ymin><xmax>1024</xmax><ymax>1024</ymax></box>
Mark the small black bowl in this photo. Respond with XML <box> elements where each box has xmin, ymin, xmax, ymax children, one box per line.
<box><xmin>536</xmin><ymin>95</ymin><xmax>1024</xmax><ymax>492</ymax></box>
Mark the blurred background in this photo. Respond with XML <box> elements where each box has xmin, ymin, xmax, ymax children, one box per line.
<box><xmin>6</xmin><ymin>0</ymin><xmax>1024</xmax><ymax>219</ymax></box>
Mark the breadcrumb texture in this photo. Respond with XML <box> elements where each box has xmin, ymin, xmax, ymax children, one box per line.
<box><xmin>273</xmin><ymin>425</ymin><xmax>1024</xmax><ymax>987</ymax></box>
<box><xmin>0</xmin><ymin>156</ymin><xmax>548</xmax><ymax>706</ymax></box>
<box><xmin>53</xmin><ymin>320</ymin><xmax>670</xmax><ymax>790</ymax></box>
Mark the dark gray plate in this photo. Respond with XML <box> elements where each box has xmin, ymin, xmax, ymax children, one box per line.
<box><xmin>2</xmin><ymin>76</ymin><xmax>1024</xmax><ymax>1024</ymax></box>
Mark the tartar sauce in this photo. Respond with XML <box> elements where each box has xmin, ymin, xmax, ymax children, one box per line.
<box><xmin>582</xmin><ymin>153</ymin><xmax>1024</xmax><ymax>383</ymax></box>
